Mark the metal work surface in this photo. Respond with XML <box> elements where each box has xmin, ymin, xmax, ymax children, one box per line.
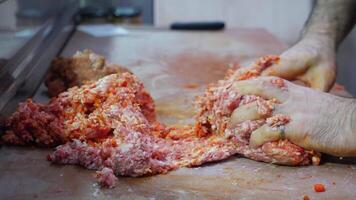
<box><xmin>0</xmin><ymin>27</ymin><xmax>355</xmax><ymax>200</ymax></box>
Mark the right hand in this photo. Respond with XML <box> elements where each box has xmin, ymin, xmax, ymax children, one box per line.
<box><xmin>229</xmin><ymin>76</ymin><xmax>356</xmax><ymax>157</ymax></box>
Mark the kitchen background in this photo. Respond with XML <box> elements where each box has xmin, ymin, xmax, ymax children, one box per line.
<box><xmin>1</xmin><ymin>0</ymin><xmax>355</xmax><ymax>95</ymax></box>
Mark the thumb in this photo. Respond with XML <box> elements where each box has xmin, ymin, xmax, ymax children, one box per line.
<box><xmin>297</xmin><ymin>63</ymin><xmax>336</xmax><ymax>92</ymax></box>
<box><xmin>262</xmin><ymin>52</ymin><xmax>315</xmax><ymax>80</ymax></box>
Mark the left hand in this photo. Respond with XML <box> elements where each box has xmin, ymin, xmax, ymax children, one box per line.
<box><xmin>261</xmin><ymin>36</ymin><xmax>336</xmax><ymax>92</ymax></box>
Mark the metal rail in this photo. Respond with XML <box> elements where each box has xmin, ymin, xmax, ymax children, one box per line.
<box><xmin>0</xmin><ymin>1</ymin><xmax>79</xmax><ymax>119</ymax></box>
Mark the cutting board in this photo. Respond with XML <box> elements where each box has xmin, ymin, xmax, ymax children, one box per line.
<box><xmin>0</xmin><ymin>27</ymin><xmax>355</xmax><ymax>200</ymax></box>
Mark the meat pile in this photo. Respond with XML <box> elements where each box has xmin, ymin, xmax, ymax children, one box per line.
<box><xmin>195</xmin><ymin>56</ymin><xmax>320</xmax><ymax>166</ymax></box>
<box><xmin>45</xmin><ymin>49</ymin><xmax>130</xmax><ymax>97</ymax></box>
<box><xmin>2</xmin><ymin>55</ymin><xmax>320</xmax><ymax>188</ymax></box>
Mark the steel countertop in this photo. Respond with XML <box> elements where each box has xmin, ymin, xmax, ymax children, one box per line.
<box><xmin>0</xmin><ymin>27</ymin><xmax>355</xmax><ymax>200</ymax></box>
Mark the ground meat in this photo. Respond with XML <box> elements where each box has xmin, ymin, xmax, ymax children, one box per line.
<box><xmin>96</xmin><ymin>167</ymin><xmax>118</xmax><ymax>188</ymax></box>
<box><xmin>4</xmin><ymin>72</ymin><xmax>237</xmax><ymax>187</ymax></box>
<box><xmin>195</xmin><ymin>55</ymin><xmax>320</xmax><ymax>166</ymax></box>
<box><xmin>3</xmin><ymin>55</ymin><xmax>321</xmax><ymax>188</ymax></box>
<box><xmin>45</xmin><ymin>49</ymin><xmax>130</xmax><ymax>97</ymax></box>
<box><xmin>3</xmin><ymin>72</ymin><xmax>156</xmax><ymax>147</ymax></box>
<box><xmin>2</xmin><ymin>99</ymin><xmax>66</xmax><ymax>147</ymax></box>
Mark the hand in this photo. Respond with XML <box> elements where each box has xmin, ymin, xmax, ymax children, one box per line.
<box><xmin>230</xmin><ymin>76</ymin><xmax>356</xmax><ymax>157</ymax></box>
<box><xmin>262</xmin><ymin>36</ymin><xmax>336</xmax><ymax>92</ymax></box>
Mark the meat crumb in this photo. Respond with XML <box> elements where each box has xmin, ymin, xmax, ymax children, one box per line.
<box><xmin>96</xmin><ymin>167</ymin><xmax>118</xmax><ymax>188</ymax></box>
<box><xmin>313</xmin><ymin>183</ymin><xmax>325</xmax><ymax>192</ymax></box>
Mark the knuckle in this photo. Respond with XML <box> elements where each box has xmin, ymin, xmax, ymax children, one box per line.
<box><xmin>268</xmin><ymin>77</ymin><xmax>288</xmax><ymax>90</ymax></box>
<box><xmin>249</xmin><ymin>78</ymin><xmax>266</xmax><ymax>90</ymax></box>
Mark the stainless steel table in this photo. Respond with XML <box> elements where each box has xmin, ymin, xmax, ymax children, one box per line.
<box><xmin>1</xmin><ymin>26</ymin><xmax>355</xmax><ymax>200</ymax></box>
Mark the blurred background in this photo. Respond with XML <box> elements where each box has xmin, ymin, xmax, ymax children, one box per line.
<box><xmin>0</xmin><ymin>0</ymin><xmax>355</xmax><ymax>95</ymax></box>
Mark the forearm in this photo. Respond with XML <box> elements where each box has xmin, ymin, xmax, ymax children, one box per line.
<box><xmin>302</xmin><ymin>0</ymin><xmax>356</xmax><ymax>49</ymax></box>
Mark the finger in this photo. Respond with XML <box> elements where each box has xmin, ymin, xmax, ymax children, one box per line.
<box><xmin>298</xmin><ymin>64</ymin><xmax>336</xmax><ymax>92</ymax></box>
<box><xmin>230</xmin><ymin>101</ymin><xmax>273</xmax><ymax>124</ymax></box>
<box><xmin>233</xmin><ymin>77</ymin><xmax>288</xmax><ymax>101</ymax></box>
<box><xmin>249</xmin><ymin>124</ymin><xmax>281</xmax><ymax>148</ymax></box>
<box><xmin>261</xmin><ymin>51</ymin><xmax>316</xmax><ymax>79</ymax></box>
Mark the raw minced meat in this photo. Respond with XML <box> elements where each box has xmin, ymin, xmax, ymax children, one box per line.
<box><xmin>3</xmin><ymin>55</ymin><xmax>321</xmax><ymax>188</ymax></box>
<box><xmin>45</xmin><ymin>49</ymin><xmax>130</xmax><ymax>97</ymax></box>
<box><xmin>3</xmin><ymin>72</ymin><xmax>156</xmax><ymax>147</ymax></box>
<box><xmin>195</xmin><ymin>55</ymin><xmax>320</xmax><ymax>166</ymax></box>
<box><xmin>96</xmin><ymin>167</ymin><xmax>118</xmax><ymax>188</ymax></box>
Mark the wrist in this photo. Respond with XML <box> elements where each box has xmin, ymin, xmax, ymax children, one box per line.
<box><xmin>346</xmin><ymin>99</ymin><xmax>356</xmax><ymax>136</ymax></box>
<box><xmin>303</xmin><ymin>25</ymin><xmax>337</xmax><ymax>44</ymax></box>
<box><xmin>335</xmin><ymin>97</ymin><xmax>356</xmax><ymax>156</ymax></box>
<box><xmin>301</xmin><ymin>33</ymin><xmax>336</xmax><ymax>52</ymax></box>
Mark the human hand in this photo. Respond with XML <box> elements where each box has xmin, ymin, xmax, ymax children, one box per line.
<box><xmin>262</xmin><ymin>36</ymin><xmax>336</xmax><ymax>92</ymax></box>
<box><xmin>229</xmin><ymin>76</ymin><xmax>356</xmax><ymax>157</ymax></box>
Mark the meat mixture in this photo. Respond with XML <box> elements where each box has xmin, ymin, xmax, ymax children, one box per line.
<box><xmin>45</xmin><ymin>49</ymin><xmax>130</xmax><ymax>97</ymax></box>
<box><xmin>195</xmin><ymin>56</ymin><xmax>320</xmax><ymax>166</ymax></box>
<box><xmin>2</xmin><ymin>55</ymin><xmax>320</xmax><ymax>188</ymax></box>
